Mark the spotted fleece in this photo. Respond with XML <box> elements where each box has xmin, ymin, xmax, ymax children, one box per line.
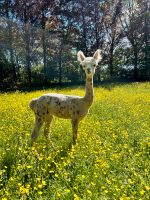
<box><xmin>30</xmin><ymin>49</ymin><xmax>101</xmax><ymax>144</ymax></box>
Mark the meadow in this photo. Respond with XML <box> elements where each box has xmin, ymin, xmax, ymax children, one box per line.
<box><xmin>0</xmin><ymin>83</ymin><xmax>150</xmax><ymax>200</ymax></box>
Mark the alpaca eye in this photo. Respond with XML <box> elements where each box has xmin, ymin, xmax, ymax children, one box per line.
<box><xmin>93</xmin><ymin>64</ymin><xmax>96</xmax><ymax>67</ymax></box>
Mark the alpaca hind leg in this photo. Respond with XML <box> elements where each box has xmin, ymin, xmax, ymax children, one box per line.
<box><xmin>31</xmin><ymin>116</ymin><xmax>43</xmax><ymax>144</ymax></box>
<box><xmin>44</xmin><ymin>115</ymin><xmax>53</xmax><ymax>141</ymax></box>
<box><xmin>71</xmin><ymin>119</ymin><xmax>79</xmax><ymax>145</ymax></box>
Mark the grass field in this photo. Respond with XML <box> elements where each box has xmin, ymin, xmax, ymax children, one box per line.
<box><xmin>0</xmin><ymin>83</ymin><xmax>150</xmax><ymax>200</ymax></box>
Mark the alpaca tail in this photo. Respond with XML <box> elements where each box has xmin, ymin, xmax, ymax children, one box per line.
<box><xmin>29</xmin><ymin>98</ymin><xmax>37</xmax><ymax>111</ymax></box>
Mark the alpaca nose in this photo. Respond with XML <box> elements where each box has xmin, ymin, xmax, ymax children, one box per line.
<box><xmin>87</xmin><ymin>68</ymin><xmax>91</xmax><ymax>74</ymax></box>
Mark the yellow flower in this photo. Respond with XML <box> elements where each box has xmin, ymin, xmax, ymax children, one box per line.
<box><xmin>120</xmin><ymin>197</ymin><xmax>130</xmax><ymax>200</ymax></box>
<box><xmin>57</xmin><ymin>192</ymin><xmax>61</xmax><ymax>197</ymax></box>
<box><xmin>55</xmin><ymin>174</ymin><xmax>58</xmax><ymax>177</ymax></box>
<box><xmin>128</xmin><ymin>179</ymin><xmax>134</xmax><ymax>184</ymax></box>
<box><xmin>27</xmin><ymin>165</ymin><xmax>32</xmax><ymax>169</ymax></box>
<box><xmin>42</xmin><ymin>180</ymin><xmax>46</xmax><ymax>186</ymax></box>
<box><xmin>104</xmin><ymin>190</ymin><xmax>108</xmax><ymax>193</ymax></box>
<box><xmin>34</xmin><ymin>186</ymin><xmax>38</xmax><ymax>191</ymax></box>
<box><xmin>46</xmin><ymin>156</ymin><xmax>51</xmax><ymax>160</ymax></box>
<box><xmin>140</xmin><ymin>190</ymin><xmax>145</xmax><ymax>195</ymax></box>
<box><xmin>38</xmin><ymin>184</ymin><xmax>43</xmax><ymax>189</ymax></box>
<box><xmin>106</xmin><ymin>179</ymin><xmax>111</xmax><ymax>184</ymax></box>
<box><xmin>145</xmin><ymin>185</ymin><xmax>150</xmax><ymax>190</ymax></box>
<box><xmin>74</xmin><ymin>194</ymin><xmax>79</xmax><ymax>200</ymax></box>
<box><xmin>39</xmin><ymin>156</ymin><xmax>44</xmax><ymax>161</ymax></box>
<box><xmin>91</xmin><ymin>182</ymin><xmax>96</xmax><ymax>186</ymax></box>
<box><xmin>38</xmin><ymin>191</ymin><xmax>42</xmax><ymax>195</ymax></box>
<box><xmin>87</xmin><ymin>189</ymin><xmax>92</xmax><ymax>194</ymax></box>
<box><xmin>82</xmin><ymin>175</ymin><xmax>85</xmax><ymax>179</ymax></box>
<box><xmin>9</xmin><ymin>177</ymin><xmax>14</xmax><ymax>181</ymax></box>
<box><xmin>31</xmin><ymin>146</ymin><xmax>35</xmax><ymax>151</ymax></box>
<box><xmin>20</xmin><ymin>185</ymin><xmax>29</xmax><ymax>194</ymax></box>
<box><xmin>66</xmin><ymin>189</ymin><xmax>71</xmax><ymax>193</ymax></box>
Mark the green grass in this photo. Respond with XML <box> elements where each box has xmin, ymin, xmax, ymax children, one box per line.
<box><xmin>0</xmin><ymin>83</ymin><xmax>150</xmax><ymax>199</ymax></box>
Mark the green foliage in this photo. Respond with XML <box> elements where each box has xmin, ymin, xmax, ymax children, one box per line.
<box><xmin>0</xmin><ymin>83</ymin><xmax>150</xmax><ymax>199</ymax></box>
<box><xmin>0</xmin><ymin>0</ymin><xmax>150</xmax><ymax>87</ymax></box>
<box><xmin>0</xmin><ymin>50</ymin><xmax>13</xmax><ymax>87</ymax></box>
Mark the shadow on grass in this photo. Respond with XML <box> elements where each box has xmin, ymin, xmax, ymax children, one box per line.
<box><xmin>95</xmin><ymin>79</ymin><xmax>134</xmax><ymax>91</ymax></box>
<box><xmin>97</xmin><ymin>82</ymin><xmax>124</xmax><ymax>91</ymax></box>
<box><xmin>54</xmin><ymin>142</ymin><xmax>73</xmax><ymax>161</ymax></box>
<box><xmin>0</xmin><ymin>81</ymin><xmax>85</xmax><ymax>93</ymax></box>
<box><xmin>0</xmin><ymin>79</ymin><xmax>136</xmax><ymax>93</ymax></box>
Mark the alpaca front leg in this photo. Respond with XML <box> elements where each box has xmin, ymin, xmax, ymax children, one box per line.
<box><xmin>44</xmin><ymin>115</ymin><xmax>53</xmax><ymax>142</ymax></box>
<box><xmin>71</xmin><ymin>119</ymin><xmax>79</xmax><ymax>144</ymax></box>
<box><xmin>31</xmin><ymin>116</ymin><xmax>43</xmax><ymax>145</ymax></box>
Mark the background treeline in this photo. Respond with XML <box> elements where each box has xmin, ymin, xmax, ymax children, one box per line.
<box><xmin>0</xmin><ymin>0</ymin><xmax>149</xmax><ymax>90</ymax></box>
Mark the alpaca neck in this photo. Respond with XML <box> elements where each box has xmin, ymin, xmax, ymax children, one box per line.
<box><xmin>83</xmin><ymin>76</ymin><xmax>94</xmax><ymax>106</ymax></box>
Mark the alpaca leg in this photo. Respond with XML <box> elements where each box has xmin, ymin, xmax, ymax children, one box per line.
<box><xmin>71</xmin><ymin>119</ymin><xmax>79</xmax><ymax>144</ymax></box>
<box><xmin>44</xmin><ymin>115</ymin><xmax>53</xmax><ymax>141</ymax></box>
<box><xmin>31</xmin><ymin>116</ymin><xmax>43</xmax><ymax>144</ymax></box>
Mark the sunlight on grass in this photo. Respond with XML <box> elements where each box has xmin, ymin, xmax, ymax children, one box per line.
<box><xmin>0</xmin><ymin>83</ymin><xmax>150</xmax><ymax>199</ymax></box>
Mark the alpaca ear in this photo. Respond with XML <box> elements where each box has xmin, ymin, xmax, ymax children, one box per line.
<box><xmin>93</xmin><ymin>49</ymin><xmax>101</xmax><ymax>63</ymax></box>
<box><xmin>77</xmin><ymin>51</ymin><xmax>85</xmax><ymax>64</ymax></box>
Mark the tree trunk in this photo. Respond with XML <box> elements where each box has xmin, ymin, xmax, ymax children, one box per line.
<box><xmin>109</xmin><ymin>55</ymin><xmax>113</xmax><ymax>77</ymax></box>
<box><xmin>26</xmin><ymin>56</ymin><xmax>31</xmax><ymax>85</ymax></box>
<box><xmin>5</xmin><ymin>2</ymin><xmax>17</xmax><ymax>83</ymax></box>
<box><xmin>42</xmin><ymin>31</ymin><xmax>47</xmax><ymax>83</ymax></box>
<box><xmin>7</xmin><ymin>19</ymin><xmax>17</xmax><ymax>82</ymax></box>
<box><xmin>109</xmin><ymin>42</ymin><xmax>114</xmax><ymax>77</ymax></box>
<box><xmin>0</xmin><ymin>65</ymin><xmax>3</xmax><ymax>88</ymax></box>
<box><xmin>133</xmin><ymin>49</ymin><xmax>138</xmax><ymax>80</ymax></box>
<box><xmin>41</xmin><ymin>12</ymin><xmax>47</xmax><ymax>84</ymax></box>
<box><xmin>82</xmin><ymin>13</ymin><xmax>88</xmax><ymax>55</ymax></box>
<box><xmin>144</xmin><ymin>39</ymin><xmax>149</xmax><ymax>80</ymax></box>
<box><xmin>24</xmin><ymin>24</ymin><xmax>31</xmax><ymax>85</ymax></box>
<box><xmin>59</xmin><ymin>47</ymin><xmax>62</xmax><ymax>84</ymax></box>
<box><xmin>94</xmin><ymin>8</ymin><xmax>100</xmax><ymax>50</ymax></box>
<box><xmin>144</xmin><ymin>13</ymin><xmax>149</xmax><ymax>80</ymax></box>
<box><xmin>10</xmin><ymin>48</ymin><xmax>16</xmax><ymax>82</ymax></box>
<box><xmin>14</xmin><ymin>50</ymin><xmax>20</xmax><ymax>79</ymax></box>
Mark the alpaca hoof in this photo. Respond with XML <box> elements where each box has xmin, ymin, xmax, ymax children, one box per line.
<box><xmin>73</xmin><ymin>139</ymin><xmax>77</xmax><ymax>145</ymax></box>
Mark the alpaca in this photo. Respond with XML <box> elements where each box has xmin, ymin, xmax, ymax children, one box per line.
<box><xmin>30</xmin><ymin>49</ymin><xmax>101</xmax><ymax>144</ymax></box>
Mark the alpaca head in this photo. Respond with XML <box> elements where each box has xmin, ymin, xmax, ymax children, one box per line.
<box><xmin>77</xmin><ymin>49</ymin><xmax>101</xmax><ymax>78</ymax></box>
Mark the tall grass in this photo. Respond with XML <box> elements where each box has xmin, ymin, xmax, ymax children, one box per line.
<box><xmin>0</xmin><ymin>83</ymin><xmax>150</xmax><ymax>199</ymax></box>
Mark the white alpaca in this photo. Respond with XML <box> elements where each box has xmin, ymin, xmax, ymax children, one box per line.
<box><xmin>30</xmin><ymin>49</ymin><xmax>101</xmax><ymax>144</ymax></box>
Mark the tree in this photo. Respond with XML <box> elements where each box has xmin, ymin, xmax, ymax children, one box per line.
<box><xmin>14</xmin><ymin>0</ymin><xmax>34</xmax><ymax>85</ymax></box>
<box><xmin>89</xmin><ymin>0</ymin><xmax>105</xmax><ymax>81</ymax></box>
<box><xmin>35</xmin><ymin>0</ymin><xmax>57</xmax><ymax>83</ymax></box>
<box><xmin>0</xmin><ymin>0</ymin><xmax>17</xmax><ymax>82</ymax></box>
<box><xmin>138</xmin><ymin>0</ymin><xmax>150</xmax><ymax>80</ymax></box>
<box><xmin>51</xmin><ymin>0</ymin><xmax>80</xmax><ymax>84</ymax></box>
<box><xmin>120</xmin><ymin>0</ymin><xmax>148</xmax><ymax>80</ymax></box>
<box><xmin>101</xmin><ymin>0</ymin><xmax>123</xmax><ymax>77</ymax></box>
